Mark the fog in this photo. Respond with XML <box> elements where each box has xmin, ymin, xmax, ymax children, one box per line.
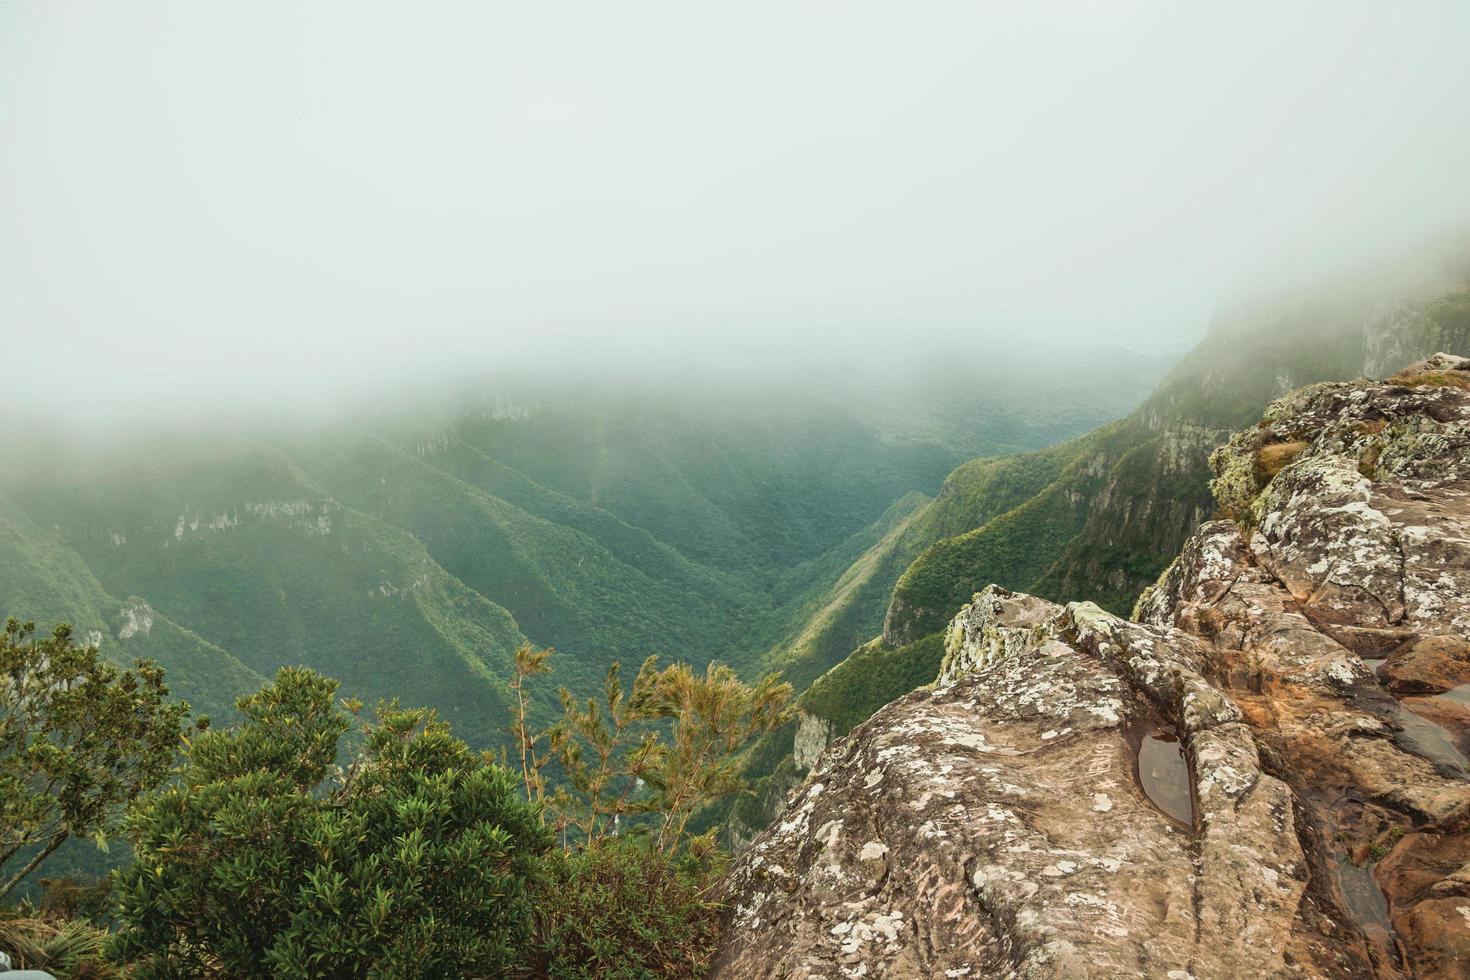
<box><xmin>3</xmin><ymin>0</ymin><xmax>1470</xmax><ymax>435</ymax></box>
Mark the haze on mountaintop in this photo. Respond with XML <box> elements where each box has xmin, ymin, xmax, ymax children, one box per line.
<box><xmin>2</xmin><ymin>0</ymin><xmax>1470</xmax><ymax>434</ymax></box>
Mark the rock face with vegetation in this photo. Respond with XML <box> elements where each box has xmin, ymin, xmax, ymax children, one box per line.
<box><xmin>715</xmin><ymin>360</ymin><xmax>1470</xmax><ymax>977</ymax></box>
<box><xmin>727</xmin><ymin>277</ymin><xmax>1470</xmax><ymax>854</ymax></box>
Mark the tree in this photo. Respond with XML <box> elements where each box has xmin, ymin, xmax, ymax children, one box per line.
<box><xmin>545</xmin><ymin>654</ymin><xmax>794</xmax><ymax>852</ymax></box>
<box><xmin>545</xmin><ymin>656</ymin><xmax>664</xmax><ymax>844</ymax></box>
<box><xmin>518</xmin><ymin>651</ymin><xmax>788</xmax><ymax>978</ymax></box>
<box><xmin>638</xmin><ymin>660</ymin><xmax>794</xmax><ymax>851</ymax></box>
<box><xmin>0</xmin><ymin>619</ymin><xmax>187</xmax><ymax>902</ymax></box>
<box><xmin>111</xmin><ymin>666</ymin><xmax>551</xmax><ymax>979</ymax></box>
<box><xmin>506</xmin><ymin>643</ymin><xmax>554</xmax><ymax>808</ymax></box>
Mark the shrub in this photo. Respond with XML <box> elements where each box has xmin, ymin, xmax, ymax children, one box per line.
<box><xmin>524</xmin><ymin>838</ymin><xmax>724</xmax><ymax>979</ymax></box>
<box><xmin>111</xmin><ymin>666</ymin><xmax>551</xmax><ymax>979</ymax></box>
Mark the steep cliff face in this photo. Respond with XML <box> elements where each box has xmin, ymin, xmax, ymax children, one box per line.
<box><xmin>715</xmin><ymin>360</ymin><xmax>1470</xmax><ymax>978</ymax></box>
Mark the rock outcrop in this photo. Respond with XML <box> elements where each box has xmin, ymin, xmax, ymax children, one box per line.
<box><xmin>715</xmin><ymin>360</ymin><xmax>1470</xmax><ymax>978</ymax></box>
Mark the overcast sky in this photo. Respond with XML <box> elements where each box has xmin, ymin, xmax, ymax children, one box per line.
<box><xmin>3</xmin><ymin>1</ymin><xmax>1470</xmax><ymax>426</ymax></box>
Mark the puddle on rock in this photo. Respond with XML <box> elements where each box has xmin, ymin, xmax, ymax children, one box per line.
<box><xmin>1356</xmin><ymin>657</ymin><xmax>1469</xmax><ymax>776</ymax></box>
<box><xmin>1333</xmin><ymin>855</ymin><xmax>1394</xmax><ymax>935</ymax></box>
<box><xmin>1440</xmin><ymin>683</ymin><xmax>1470</xmax><ymax>708</ymax></box>
<box><xmin>1317</xmin><ymin>806</ymin><xmax>1407</xmax><ymax>973</ymax></box>
<box><xmin>1135</xmin><ymin>732</ymin><xmax>1195</xmax><ymax>828</ymax></box>
<box><xmin>1393</xmin><ymin>703</ymin><xmax>1470</xmax><ymax>776</ymax></box>
<box><xmin>1332</xmin><ymin>851</ymin><xmax>1404</xmax><ymax>971</ymax></box>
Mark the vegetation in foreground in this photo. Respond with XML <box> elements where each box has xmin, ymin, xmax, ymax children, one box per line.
<box><xmin>0</xmin><ymin>620</ymin><xmax>792</xmax><ymax>978</ymax></box>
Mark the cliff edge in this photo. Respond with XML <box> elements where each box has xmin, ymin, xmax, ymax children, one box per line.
<box><xmin>714</xmin><ymin>356</ymin><xmax>1470</xmax><ymax>978</ymax></box>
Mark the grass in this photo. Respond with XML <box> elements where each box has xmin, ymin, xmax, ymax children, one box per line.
<box><xmin>0</xmin><ymin>913</ymin><xmax>120</xmax><ymax>978</ymax></box>
<box><xmin>1256</xmin><ymin>440</ymin><xmax>1309</xmax><ymax>478</ymax></box>
<box><xmin>1388</xmin><ymin>369</ymin><xmax>1470</xmax><ymax>390</ymax></box>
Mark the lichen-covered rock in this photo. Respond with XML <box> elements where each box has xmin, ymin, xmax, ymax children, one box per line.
<box><xmin>716</xmin><ymin>364</ymin><xmax>1470</xmax><ymax>978</ymax></box>
<box><xmin>1138</xmin><ymin>370</ymin><xmax>1470</xmax><ymax>978</ymax></box>
<box><xmin>715</xmin><ymin>587</ymin><xmax>1324</xmax><ymax>978</ymax></box>
<box><xmin>1389</xmin><ymin>352</ymin><xmax>1470</xmax><ymax>389</ymax></box>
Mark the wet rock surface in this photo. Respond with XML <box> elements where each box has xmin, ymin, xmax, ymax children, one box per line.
<box><xmin>715</xmin><ymin>361</ymin><xmax>1470</xmax><ymax>978</ymax></box>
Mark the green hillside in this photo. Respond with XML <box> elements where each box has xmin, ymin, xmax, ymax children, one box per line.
<box><xmin>0</xmin><ymin>494</ymin><xmax>261</xmax><ymax>721</ymax></box>
<box><xmin>290</xmin><ymin>434</ymin><xmax>774</xmax><ymax>697</ymax></box>
<box><xmin>753</xmin><ymin>443</ymin><xmax>1074</xmax><ymax>689</ymax></box>
<box><xmin>446</xmin><ymin>392</ymin><xmax>960</xmax><ymax>575</ymax></box>
<box><xmin>5</xmin><ymin>445</ymin><xmax>526</xmax><ymax>746</ymax></box>
<box><xmin>0</xmin><ymin>354</ymin><xmax>1162</xmax><ymax>770</ymax></box>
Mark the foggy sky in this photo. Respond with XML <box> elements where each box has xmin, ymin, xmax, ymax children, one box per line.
<box><xmin>3</xmin><ymin>1</ymin><xmax>1470</xmax><ymax>430</ymax></box>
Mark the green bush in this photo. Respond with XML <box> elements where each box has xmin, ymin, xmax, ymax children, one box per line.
<box><xmin>525</xmin><ymin>839</ymin><xmax>724</xmax><ymax>979</ymax></box>
<box><xmin>110</xmin><ymin>666</ymin><xmax>551</xmax><ymax>979</ymax></box>
<box><xmin>0</xmin><ymin>646</ymin><xmax>790</xmax><ymax>977</ymax></box>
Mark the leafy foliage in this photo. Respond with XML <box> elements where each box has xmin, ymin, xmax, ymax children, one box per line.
<box><xmin>508</xmin><ymin>642</ymin><xmax>555</xmax><ymax>805</ymax></box>
<box><xmin>506</xmin><ymin>648</ymin><xmax>793</xmax><ymax>976</ymax></box>
<box><xmin>542</xmin><ymin>652</ymin><xmax>794</xmax><ymax>850</ymax></box>
<box><xmin>112</xmin><ymin>667</ymin><xmax>550</xmax><ymax>979</ymax></box>
<box><xmin>100</xmin><ymin>652</ymin><xmax>785</xmax><ymax>977</ymax></box>
<box><xmin>0</xmin><ymin>619</ymin><xmax>188</xmax><ymax>902</ymax></box>
<box><xmin>524</xmin><ymin>838</ymin><xmax>725</xmax><ymax>979</ymax></box>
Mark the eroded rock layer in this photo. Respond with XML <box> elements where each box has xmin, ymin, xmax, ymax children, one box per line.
<box><xmin>716</xmin><ymin>357</ymin><xmax>1470</xmax><ymax>978</ymax></box>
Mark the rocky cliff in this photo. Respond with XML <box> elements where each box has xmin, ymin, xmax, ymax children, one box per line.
<box><xmin>714</xmin><ymin>357</ymin><xmax>1470</xmax><ymax>978</ymax></box>
<box><xmin>724</xmin><ymin>283</ymin><xmax>1470</xmax><ymax>861</ymax></box>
